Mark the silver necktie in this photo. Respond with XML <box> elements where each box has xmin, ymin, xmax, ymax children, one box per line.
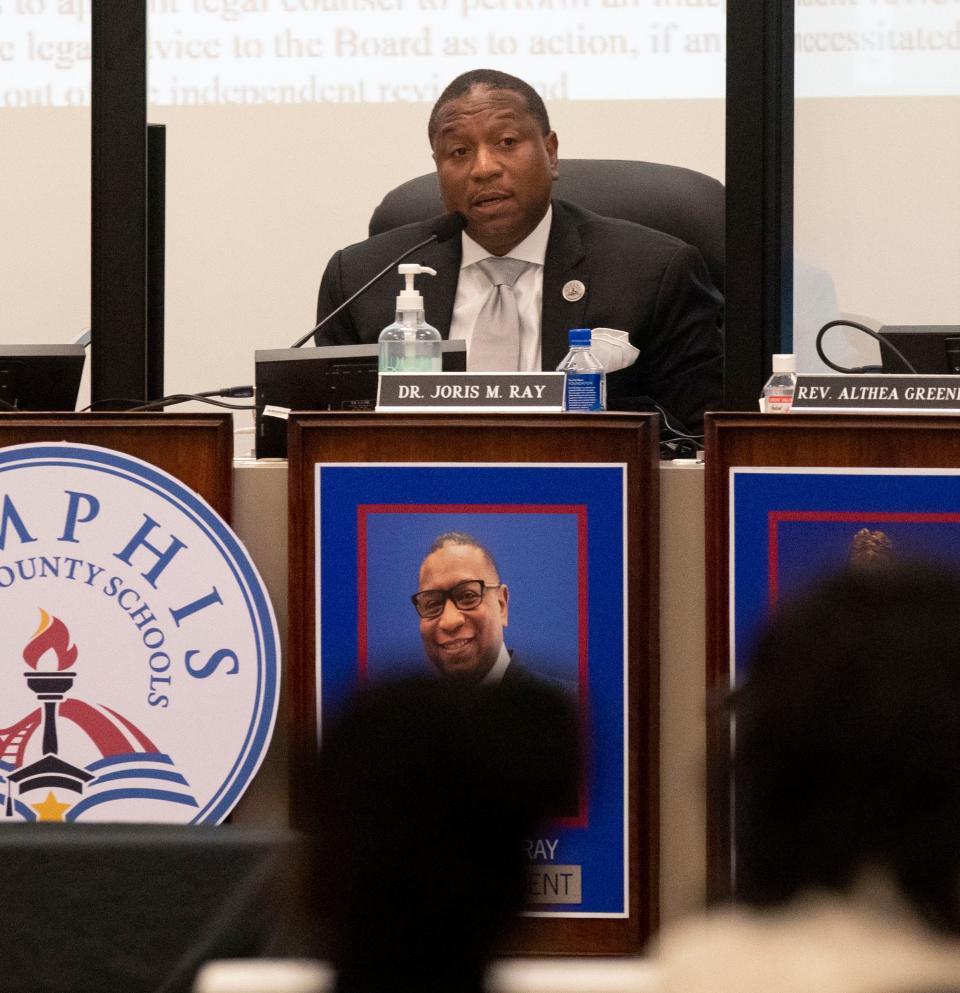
<box><xmin>470</xmin><ymin>257</ymin><xmax>529</xmax><ymax>372</ymax></box>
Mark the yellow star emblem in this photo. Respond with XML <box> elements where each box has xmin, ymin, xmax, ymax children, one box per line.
<box><xmin>30</xmin><ymin>791</ymin><xmax>71</xmax><ymax>822</ymax></box>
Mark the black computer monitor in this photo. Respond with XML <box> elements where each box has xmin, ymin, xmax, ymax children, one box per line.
<box><xmin>878</xmin><ymin>325</ymin><xmax>960</xmax><ymax>374</ymax></box>
<box><xmin>0</xmin><ymin>344</ymin><xmax>86</xmax><ymax>411</ymax></box>
<box><xmin>0</xmin><ymin>823</ymin><xmax>304</xmax><ymax>993</ymax></box>
<box><xmin>254</xmin><ymin>341</ymin><xmax>467</xmax><ymax>458</ymax></box>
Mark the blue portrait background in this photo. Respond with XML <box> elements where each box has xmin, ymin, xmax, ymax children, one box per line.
<box><xmin>365</xmin><ymin>511</ymin><xmax>580</xmax><ymax>684</ymax></box>
<box><xmin>732</xmin><ymin>469</ymin><xmax>960</xmax><ymax>678</ymax></box>
<box><xmin>316</xmin><ymin>463</ymin><xmax>630</xmax><ymax>916</ymax></box>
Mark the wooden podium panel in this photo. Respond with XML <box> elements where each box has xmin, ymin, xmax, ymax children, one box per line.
<box><xmin>288</xmin><ymin>412</ymin><xmax>659</xmax><ymax>954</ymax></box>
<box><xmin>0</xmin><ymin>412</ymin><xmax>232</xmax><ymax>518</ymax></box>
<box><xmin>704</xmin><ymin>412</ymin><xmax>960</xmax><ymax>897</ymax></box>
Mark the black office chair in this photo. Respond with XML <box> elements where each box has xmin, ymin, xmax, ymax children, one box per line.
<box><xmin>368</xmin><ymin>158</ymin><xmax>725</xmax><ymax>291</ymax></box>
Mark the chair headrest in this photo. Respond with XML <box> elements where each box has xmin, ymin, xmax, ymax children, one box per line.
<box><xmin>368</xmin><ymin>159</ymin><xmax>724</xmax><ymax>290</ymax></box>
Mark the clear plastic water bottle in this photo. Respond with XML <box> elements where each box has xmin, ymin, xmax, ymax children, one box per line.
<box><xmin>761</xmin><ymin>353</ymin><xmax>797</xmax><ymax>413</ymax></box>
<box><xmin>378</xmin><ymin>264</ymin><xmax>441</xmax><ymax>373</ymax></box>
<box><xmin>557</xmin><ymin>328</ymin><xmax>606</xmax><ymax>412</ymax></box>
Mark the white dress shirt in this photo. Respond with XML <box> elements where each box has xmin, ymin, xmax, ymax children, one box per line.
<box><xmin>449</xmin><ymin>205</ymin><xmax>553</xmax><ymax>373</ymax></box>
<box><xmin>480</xmin><ymin>641</ymin><xmax>512</xmax><ymax>686</ymax></box>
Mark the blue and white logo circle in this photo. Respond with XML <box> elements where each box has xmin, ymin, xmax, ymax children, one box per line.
<box><xmin>0</xmin><ymin>443</ymin><xmax>279</xmax><ymax>825</ymax></box>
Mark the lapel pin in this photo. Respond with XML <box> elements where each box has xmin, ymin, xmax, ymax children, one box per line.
<box><xmin>562</xmin><ymin>280</ymin><xmax>586</xmax><ymax>303</ymax></box>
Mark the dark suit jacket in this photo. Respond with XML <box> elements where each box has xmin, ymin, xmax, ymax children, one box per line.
<box><xmin>499</xmin><ymin>652</ymin><xmax>580</xmax><ymax>818</ymax></box>
<box><xmin>316</xmin><ymin>198</ymin><xmax>723</xmax><ymax>431</ymax></box>
<box><xmin>501</xmin><ymin>653</ymin><xmax>575</xmax><ymax>696</ymax></box>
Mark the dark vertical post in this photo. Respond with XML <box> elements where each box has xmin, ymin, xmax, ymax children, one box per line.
<box><xmin>91</xmin><ymin>2</ymin><xmax>148</xmax><ymax>406</ymax></box>
<box><xmin>147</xmin><ymin>124</ymin><xmax>166</xmax><ymax>402</ymax></box>
<box><xmin>723</xmin><ymin>0</ymin><xmax>795</xmax><ymax>409</ymax></box>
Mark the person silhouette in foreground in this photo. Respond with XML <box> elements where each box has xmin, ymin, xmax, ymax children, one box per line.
<box><xmin>654</xmin><ymin>561</ymin><xmax>960</xmax><ymax>993</ymax></box>
<box><xmin>313</xmin><ymin>675</ymin><xmax>578</xmax><ymax>993</ymax></box>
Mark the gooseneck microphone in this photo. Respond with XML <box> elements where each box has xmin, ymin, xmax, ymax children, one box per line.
<box><xmin>289</xmin><ymin>212</ymin><xmax>467</xmax><ymax>348</ymax></box>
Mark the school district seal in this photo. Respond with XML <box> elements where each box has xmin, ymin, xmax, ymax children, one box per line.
<box><xmin>0</xmin><ymin>443</ymin><xmax>279</xmax><ymax>824</ymax></box>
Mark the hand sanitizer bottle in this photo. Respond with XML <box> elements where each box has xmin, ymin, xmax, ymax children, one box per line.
<box><xmin>378</xmin><ymin>264</ymin><xmax>441</xmax><ymax>373</ymax></box>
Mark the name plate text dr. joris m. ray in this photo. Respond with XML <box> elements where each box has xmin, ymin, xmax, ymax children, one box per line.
<box><xmin>377</xmin><ymin>372</ymin><xmax>564</xmax><ymax>412</ymax></box>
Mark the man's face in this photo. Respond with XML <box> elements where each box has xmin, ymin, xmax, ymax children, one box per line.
<box><xmin>431</xmin><ymin>85</ymin><xmax>559</xmax><ymax>257</ymax></box>
<box><xmin>417</xmin><ymin>542</ymin><xmax>509</xmax><ymax>684</ymax></box>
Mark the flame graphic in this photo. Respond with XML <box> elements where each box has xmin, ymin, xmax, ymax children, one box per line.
<box><xmin>23</xmin><ymin>610</ymin><xmax>78</xmax><ymax>671</ymax></box>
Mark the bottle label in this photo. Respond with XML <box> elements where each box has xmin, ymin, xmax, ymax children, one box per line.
<box><xmin>764</xmin><ymin>393</ymin><xmax>793</xmax><ymax>413</ymax></box>
<box><xmin>564</xmin><ymin>372</ymin><xmax>604</xmax><ymax>412</ymax></box>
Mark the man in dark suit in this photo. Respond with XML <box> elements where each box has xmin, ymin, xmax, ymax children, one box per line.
<box><xmin>412</xmin><ymin>531</ymin><xmax>580</xmax><ymax>817</ymax></box>
<box><xmin>316</xmin><ymin>69</ymin><xmax>723</xmax><ymax>433</ymax></box>
<box><xmin>412</xmin><ymin>530</ymin><xmax>560</xmax><ymax>689</ymax></box>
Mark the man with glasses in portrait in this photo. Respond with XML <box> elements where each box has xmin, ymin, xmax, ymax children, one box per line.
<box><xmin>412</xmin><ymin>531</ymin><xmax>579</xmax><ymax>818</ymax></box>
<box><xmin>412</xmin><ymin>531</ymin><xmax>566</xmax><ymax>690</ymax></box>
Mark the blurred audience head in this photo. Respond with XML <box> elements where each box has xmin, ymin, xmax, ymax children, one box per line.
<box><xmin>733</xmin><ymin>561</ymin><xmax>960</xmax><ymax>934</ymax></box>
<box><xmin>313</xmin><ymin>675</ymin><xmax>578</xmax><ymax>993</ymax></box>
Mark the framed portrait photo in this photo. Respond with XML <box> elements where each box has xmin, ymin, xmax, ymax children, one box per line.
<box><xmin>706</xmin><ymin>412</ymin><xmax>960</xmax><ymax>899</ymax></box>
<box><xmin>288</xmin><ymin>412</ymin><xmax>659</xmax><ymax>954</ymax></box>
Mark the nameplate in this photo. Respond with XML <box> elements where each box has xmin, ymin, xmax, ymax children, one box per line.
<box><xmin>376</xmin><ymin>372</ymin><xmax>564</xmax><ymax>412</ymax></box>
<box><xmin>526</xmin><ymin>864</ymin><xmax>583</xmax><ymax>905</ymax></box>
<box><xmin>792</xmin><ymin>374</ymin><xmax>960</xmax><ymax>413</ymax></box>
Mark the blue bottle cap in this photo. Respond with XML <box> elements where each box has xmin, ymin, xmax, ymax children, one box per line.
<box><xmin>568</xmin><ymin>328</ymin><xmax>591</xmax><ymax>346</ymax></box>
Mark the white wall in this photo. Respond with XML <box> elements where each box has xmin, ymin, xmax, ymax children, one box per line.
<box><xmin>795</xmin><ymin>97</ymin><xmax>960</xmax><ymax>317</ymax></box>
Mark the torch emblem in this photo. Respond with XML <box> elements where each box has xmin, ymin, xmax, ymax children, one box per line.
<box><xmin>0</xmin><ymin>610</ymin><xmax>195</xmax><ymax>822</ymax></box>
<box><xmin>23</xmin><ymin>610</ymin><xmax>79</xmax><ymax>757</ymax></box>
